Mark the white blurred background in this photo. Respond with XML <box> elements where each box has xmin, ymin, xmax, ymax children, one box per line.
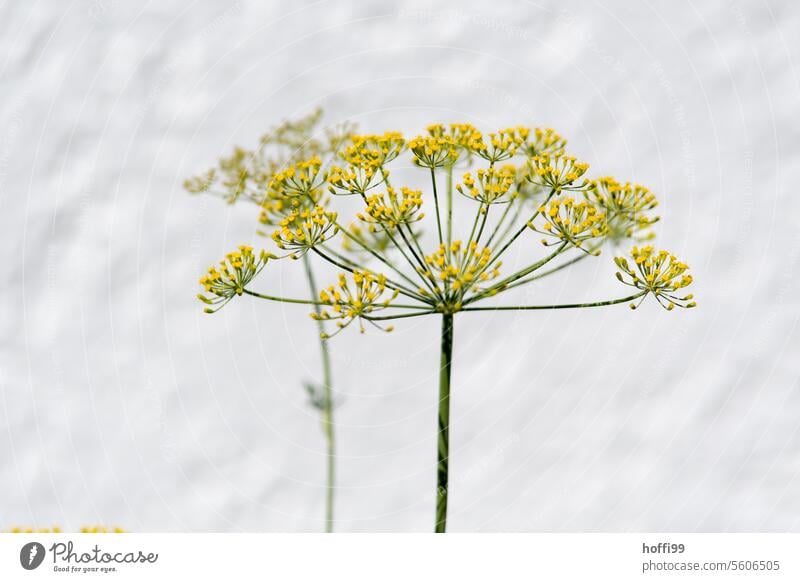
<box><xmin>1</xmin><ymin>0</ymin><xmax>798</xmax><ymax>532</ymax></box>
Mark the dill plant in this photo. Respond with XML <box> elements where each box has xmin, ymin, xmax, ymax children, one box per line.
<box><xmin>192</xmin><ymin>116</ymin><xmax>696</xmax><ymax>532</ymax></box>
<box><xmin>185</xmin><ymin>110</ymin><xmax>354</xmax><ymax>532</ymax></box>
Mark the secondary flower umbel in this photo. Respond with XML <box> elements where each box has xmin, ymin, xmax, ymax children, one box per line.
<box><xmin>198</xmin><ymin>246</ymin><xmax>270</xmax><ymax>313</ymax></box>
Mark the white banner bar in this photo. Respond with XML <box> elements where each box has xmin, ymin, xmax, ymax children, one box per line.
<box><xmin>1</xmin><ymin>533</ymin><xmax>797</xmax><ymax>581</ymax></box>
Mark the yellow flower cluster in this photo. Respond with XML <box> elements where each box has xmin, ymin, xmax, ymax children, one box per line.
<box><xmin>589</xmin><ymin>176</ymin><xmax>659</xmax><ymax>241</ymax></box>
<box><xmin>269</xmin><ymin>157</ymin><xmax>324</xmax><ymax>197</ymax></box>
<box><xmin>258</xmin><ymin>190</ymin><xmax>309</xmax><ymax>226</ymax></box>
<box><xmin>456</xmin><ymin>166</ymin><xmax>516</xmax><ymax>205</ymax></box>
<box><xmin>271</xmin><ymin>205</ymin><xmax>339</xmax><ymax>257</ymax></box>
<box><xmin>422</xmin><ymin>241</ymin><xmax>501</xmax><ymax>295</ymax></box>
<box><xmin>470</xmin><ymin>128</ymin><xmax>521</xmax><ymax>163</ymax></box>
<box><xmin>7</xmin><ymin>526</ymin><xmax>125</xmax><ymax>533</ymax></box>
<box><xmin>311</xmin><ymin>270</ymin><xmax>399</xmax><ymax>335</ymax></box>
<box><xmin>198</xmin><ymin>246</ymin><xmax>271</xmax><ymax>312</ymax></box>
<box><xmin>358</xmin><ymin>186</ymin><xmax>424</xmax><ymax>229</ymax></box>
<box><xmin>409</xmin><ymin>135</ymin><xmax>460</xmax><ymax>168</ymax></box>
<box><xmin>615</xmin><ymin>246</ymin><xmax>696</xmax><ymax>310</ymax></box>
<box><xmin>327</xmin><ymin>163</ymin><xmax>385</xmax><ymax>196</ymax></box>
<box><xmin>528</xmin><ymin>152</ymin><xmax>591</xmax><ymax>193</ymax></box>
<box><xmin>518</xmin><ymin>127</ymin><xmax>567</xmax><ymax>157</ymax></box>
<box><xmin>531</xmin><ymin>197</ymin><xmax>607</xmax><ymax>251</ymax></box>
<box><xmin>80</xmin><ymin>526</ymin><xmax>125</xmax><ymax>533</ymax></box>
<box><xmin>345</xmin><ymin>132</ymin><xmax>406</xmax><ymax>165</ymax></box>
<box><xmin>427</xmin><ymin>123</ymin><xmax>483</xmax><ymax>152</ymax></box>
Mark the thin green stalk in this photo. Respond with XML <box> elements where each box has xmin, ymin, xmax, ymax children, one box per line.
<box><xmin>430</xmin><ymin>168</ymin><xmax>444</xmax><ymax>246</ymax></box>
<box><xmin>332</xmin><ymin>221</ymin><xmax>425</xmax><ymax>294</ymax></box>
<box><xmin>302</xmin><ymin>254</ymin><xmax>336</xmax><ymax>533</ymax></box>
<box><xmin>243</xmin><ymin>288</ymin><xmax>428</xmax><ymax>311</ymax></box>
<box><xmin>311</xmin><ymin>247</ymin><xmax>427</xmax><ymax>302</ymax></box>
<box><xmin>242</xmin><ymin>289</ymin><xmax>324</xmax><ymax>305</ymax></box>
<box><xmin>477</xmin><ymin>190</ymin><xmax>555</xmax><ymax>278</ymax></box>
<box><xmin>521</xmin><ymin>242</ymin><xmax>602</xmax><ymax>284</ymax></box>
<box><xmin>446</xmin><ymin>165</ymin><xmax>453</xmax><ymax>246</ymax></box>
<box><xmin>435</xmin><ymin>313</ymin><xmax>454</xmax><ymax>533</ymax></box>
<box><xmin>464</xmin><ymin>243</ymin><xmax>568</xmax><ymax>305</ymax></box>
<box><xmin>460</xmin><ymin>292</ymin><xmax>646</xmax><ymax>312</ymax></box>
<box><xmin>484</xmin><ymin>197</ymin><xmax>519</xmax><ymax>248</ymax></box>
<box><xmin>362</xmin><ymin>310</ymin><xmax>435</xmax><ymax>322</ymax></box>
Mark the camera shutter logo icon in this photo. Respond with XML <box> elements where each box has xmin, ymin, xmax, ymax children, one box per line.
<box><xmin>20</xmin><ymin>542</ymin><xmax>46</xmax><ymax>570</ymax></box>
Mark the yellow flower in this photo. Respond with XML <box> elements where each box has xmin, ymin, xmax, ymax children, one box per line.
<box><xmin>271</xmin><ymin>205</ymin><xmax>339</xmax><ymax>257</ymax></box>
<box><xmin>527</xmin><ymin>152</ymin><xmax>591</xmax><ymax>193</ymax></box>
<box><xmin>615</xmin><ymin>246</ymin><xmax>696</xmax><ymax>310</ymax></box>
<box><xmin>358</xmin><ymin>186</ymin><xmax>424</xmax><ymax>229</ymax></box>
<box><xmin>517</xmin><ymin>127</ymin><xmax>567</xmax><ymax>157</ymax></box>
<box><xmin>588</xmin><ymin>176</ymin><xmax>659</xmax><ymax>242</ymax></box>
<box><xmin>426</xmin><ymin>123</ymin><xmax>483</xmax><ymax>162</ymax></box>
<box><xmin>409</xmin><ymin>135</ymin><xmax>460</xmax><ymax>168</ymax></box>
<box><xmin>198</xmin><ymin>246</ymin><xmax>271</xmax><ymax>313</ymax></box>
<box><xmin>345</xmin><ymin>132</ymin><xmax>406</xmax><ymax>166</ymax></box>
<box><xmin>469</xmin><ymin>128</ymin><xmax>519</xmax><ymax>163</ymax></box>
<box><xmin>269</xmin><ymin>157</ymin><xmax>324</xmax><ymax>197</ymax></box>
<box><xmin>311</xmin><ymin>270</ymin><xmax>399</xmax><ymax>335</ymax></box>
<box><xmin>456</xmin><ymin>166</ymin><xmax>515</xmax><ymax>205</ymax></box>
<box><xmin>422</xmin><ymin>241</ymin><xmax>501</xmax><ymax>297</ymax></box>
<box><xmin>327</xmin><ymin>162</ymin><xmax>385</xmax><ymax>196</ymax></box>
<box><xmin>8</xmin><ymin>526</ymin><xmax>62</xmax><ymax>533</ymax></box>
<box><xmin>530</xmin><ymin>197</ymin><xmax>607</xmax><ymax>251</ymax></box>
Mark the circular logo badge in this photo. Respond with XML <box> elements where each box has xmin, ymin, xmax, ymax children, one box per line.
<box><xmin>20</xmin><ymin>542</ymin><xmax>46</xmax><ymax>570</ymax></box>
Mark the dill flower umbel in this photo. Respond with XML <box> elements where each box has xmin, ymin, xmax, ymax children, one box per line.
<box><xmin>589</xmin><ymin>176</ymin><xmax>659</xmax><ymax>242</ymax></box>
<box><xmin>312</xmin><ymin>270</ymin><xmax>400</xmax><ymax>335</ymax></box>
<box><xmin>528</xmin><ymin>152</ymin><xmax>591</xmax><ymax>192</ymax></box>
<box><xmin>197</xmin><ymin>246</ymin><xmax>270</xmax><ymax>313</ymax></box>
<box><xmin>346</xmin><ymin>132</ymin><xmax>406</xmax><ymax>165</ymax></box>
<box><xmin>358</xmin><ymin>187</ymin><xmax>424</xmax><ymax>229</ymax></box>
<box><xmin>269</xmin><ymin>157</ymin><xmax>325</xmax><ymax>198</ymax></box>
<box><xmin>423</xmin><ymin>241</ymin><xmax>501</xmax><ymax>298</ymax></box>
<box><xmin>327</xmin><ymin>163</ymin><xmax>385</xmax><ymax>196</ymax></box>
<box><xmin>271</xmin><ymin>205</ymin><xmax>339</xmax><ymax>257</ymax></box>
<box><xmin>193</xmin><ymin>113</ymin><xmax>697</xmax><ymax>533</ymax></box>
<box><xmin>615</xmin><ymin>246</ymin><xmax>696</xmax><ymax>310</ymax></box>
<box><xmin>470</xmin><ymin>128</ymin><xmax>520</xmax><ymax>163</ymax></box>
<box><xmin>409</xmin><ymin>135</ymin><xmax>460</xmax><ymax>168</ymax></box>
<box><xmin>530</xmin><ymin>197</ymin><xmax>607</xmax><ymax>252</ymax></box>
<box><xmin>456</xmin><ymin>167</ymin><xmax>515</xmax><ymax>205</ymax></box>
<box><xmin>517</xmin><ymin>126</ymin><xmax>567</xmax><ymax>157</ymax></box>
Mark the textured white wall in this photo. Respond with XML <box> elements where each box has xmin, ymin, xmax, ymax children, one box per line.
<box><xmin>1</xmin><ymin>0</ymin><xmax>798</xmax><ymax>532</ymax></box>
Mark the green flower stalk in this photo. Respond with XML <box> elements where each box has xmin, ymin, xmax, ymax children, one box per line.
<box><xmin>194</xmin><ymin>118</ymin><xmax>696</xmax><ymax>532</ymax></box>
<box><xmin>186</xmin><ymin>109</ymin><xmax>355</xmax><ymax>532</ymax></box>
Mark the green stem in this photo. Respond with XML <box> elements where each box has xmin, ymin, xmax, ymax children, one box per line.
<box><xmin>302</xmin><ymin>254</ymin><xmax>335</xmax><ymax>533</ymax></box>
<box><xmin>431</xmin><ymin>168</ymin><xmax>444</xmax><ymax>246</ymax></box>
<box><xmin>446</xmin><ymin>165</ymin><xmax>453</xmax><ymax>246</ymax></box>
<box><xmin>362</xmin><ymin>309</ymin><xmax>435</xmax><ymax>322</ymax></box>
<box><xmin>464</xmin><ymin>243</ymin><xmax>567</xmax><ymax>305</ymax></box>
<box><xmin>435</xmin><ymin>313</ymin><xmax>454</xmax><ymax>533</ymax></box>
<box><xmin>243</xmin><ymin>288</ymin><xmax>427</xmax><ymax>311</ymax></box>
<box><xmin>460</xmin><ymin>292</ymin><xmax>646</xmax><ymax>312</ymax></box>
<box><xmin>242</xmin><ymin>289</ymin><xmax>323</xmax><ymax>305</ymax></box>
<box><xmin>521</xmin><ymin>242</ymin><xmax>602</xmax><ymax>284</ymax></box>
<box><xmin>311</xmin><ymin>247</ymin><xmax>427</xmax><ymax>303</ymax></box>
